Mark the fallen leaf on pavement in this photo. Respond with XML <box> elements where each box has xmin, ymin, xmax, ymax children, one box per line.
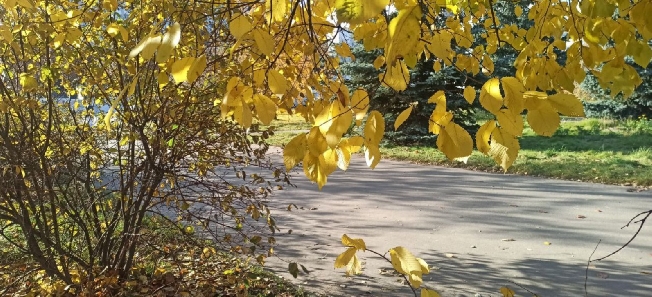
<box><xmin>577</xmin><ymin>215</ymin><xmax>586</xmax><ymax>219</ymax></box>
<box><xmin>501</xmin><ymin>238</ymin><xmax>515</xmax><ymax>242</ymax></box>
<box><xmin>596</xmin><ymin>272</ymin><xmax>609</xmax><ymax>279</ymax></box>
<box><xmin>445</xmin><ymin>253</ymin><xmax>456</xmax><ymax>258</ymax></box>
<box><xmin>544</xmin><ymin>241</ymin><xmax>551</xmax><ymax>245</ymax></box>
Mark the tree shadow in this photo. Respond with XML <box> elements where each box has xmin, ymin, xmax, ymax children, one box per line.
<box><xmin>259</xmin><ymin>153</ymin><xmax>652</xmax><ymax>296</ymax></box>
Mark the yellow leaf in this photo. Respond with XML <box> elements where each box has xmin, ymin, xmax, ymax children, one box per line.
<box><xmin>479</xmin><ymin>78</ymin><xmax>503</xmax><ymax>114</ymax></box>
<box><xmin>103</xmin><ymin>0</ymin><xmax>118</xmax><ymax>11</ymax></box>
<box><xmin>514</xmin><ymin>5</ymin><xmax>523</xmax><ymax>17</ymax></box>
<box><xmin>339</xmin><ymin>136</ymin><xmax>364</xmax><ymax>168</ymax></box>
<box><xmin>19</xmin><ymin>73</ymin><xmax>37</xmax><ymax>90</ymax></box>
<box><xmin>267</xmin><ymin>69</ymin><xmax>288</xmax><ymax>95</ymax></box>
<box><xmin>476</xmin><ymin>120</ymin><xmax>495</xmax><ymax>154</ymax></box>
<box><xmin>187</xmin><ymin>55</ymin><xmax>207</xmax><ymax>83</ymax></box>
<box><xmin>488</xmin><ymin>127</ymin><xmax>520</xmax><ymax>171</ymax></box>
<box><xmin>315</xmin><ymin>101</ymin><xmax>353</xmax><ymax>148</ymax></box>
<box><xmin>523</xmin><ymin>91</ymin><xmax>548</xmax><ymax>111</ymax></box>
<box><xmin>437</xmin><ymin>122</ymin><xmax>473</xmax><ymax>161</ymax></box>
<box><xmin>106</xmin><ymin>23</ymin><xmax>128</xmax><ymax>42</ymax></box>
<box><xmin>499</xmin><ymin>286</ymin><xmax>515</xmax><ymax>297</ymax></box>
<box><xmin>253</xmin><ymin>28</ymin><xmax>275</xmax><ymax>57</ymax></box>
<box><xmin>394</xmin><ymin>105</ymin><xmax>413</xmax><ymax>131</ymax></box>
<box><xmin>319</xmin><ymin>148</ymin><xmax>339</xmax><ymax>177</ymax></box>
<box><xmin>307</xmin><ymin>126</ymin><xmax>328</xmax><ymax>157</ymax></box>
<box><xmin>335</xmin><ymin>247</ymin><xmax>356</xmax><ymax>269</ymax></box>
<box><xmin>230</xmin><ymin>14</ymin><xmax>253</xmax><ymax>39</ymax></box>
<box><xmin>547</xmin><ymin>93</ymin><xmax>585</xmax><ymax>117</ymax></box>
<box><xmin>234</xmin><ymin>104</ymin><xmax>253</xmax><ymax>129</ymax></box>
<box><xmin>341</xmin><ymin>234</ymin><xmax>366</xmax><ymax>251</ymax></box>
<box><xmin>253</xmin><ymin>69</ymin><xmax>266</xmax><ymax>86</ymax></box>
<box><xmin>495</xmin><ymin>109</ymin><xmax>523</xmax><ymax>137</ymax></box>
<box><xmin>267</xmin><ymin>0</ymin><xmax>287</xmax><ymax>23</ymax></box>
<box><xmin>416</xmin><ymin>258</ymin><xmax>429</xmax><ymax>274</ymax></box>
<box><xmin>482</xmin><ymin>55</ymin><xmax>494</xmax><ymax>74</ymax></box>
<box><xmin>157</xmin><ymin>71</ymin><xmax>169</xmax><ymax>88</ymax></box>
<box><xmin>373</xmin><ymin>55</ymin><xmax>386</xmax><ymax>69</ymax></box>
<box><xmin>170</xmin><ymin>57</ymin><xmax>196</xmax><ymax>83</ymax></box>
<box><xmin>335</xmin><ymin>0</ymin><xmax>389</xmax><ymax>25</ymax></box>
<box><xmin>421</xmin><ymin>288</ymin><xmax>442</xmax><ymax>297</ymax></box>
<box><xmin>129</xmin><ymin>34</ymin><xmax>162</xmax><ymax>60</ymax></box>
<box><xmin>463</xmin><ymin>86</ymin><xmax>475</xmax><ymax>104</ymax></box>
<box><xmin>385</xmin><ymin>5</ymin><xmax>422</xmax><ymax>63</ymax></box>
<box><xmin>335</xmin><ymin>42</ymin><xmax>355</xmax><ymax>60</ymax></box>
<box><xmin>283</xmin><ymin>133</ymin><xmax>307</xmax><ymax>171</ymax></box>
<box><xmin>429</xmin><ymin>111</ymin><xmax>452</xmax><ymax>135</ymax></box>
<box><xmin>389</xmin><ymin>247</ymin><xmax>427</xmax><ymax>288</ymax></box>
<box><xmin>501</xmin><ymin>77</ymin><xmax>525</xmax><ymax>115</ymax></box>
<box><xmin>348</xmin><ymin>136</ymin><xmax>364</xmax><ymax>152</ymax></box>
<box><xmin>336</xmin><ymin>144</ymin><xmax>352</xmax><ymax>170</ymax></box>
<box><xmin>428</xmin><ymin>90</ymin><xmax>446</xmax><ymax>104</ymax></box>
<box><xmin>381</xmin><ymin>59</ymin><xmax>410</xmax><ymax>91</ymax></box>
<box><xmin>303</xmin><ymin>153</ymin><xmax>330</xmax><ymax>189</ymax></box>
<box><xmin>365</xmin><ymin>144</ymin><xmax>381</xmax><ymax>169</ymax></box>
<box><xmin>364</xmin><ymin>110</ymin><xmax>385</xmax><ymax>146</ymax></box>
<box><xmin>527</xmin><ymin>100</ymin><xmax>560</xmax><ymax>137</ymax></box>
<box><xmin>351</xmin><ymin>89</ymin><xmax>370</xmax><ymax>125</ymax></box>
<box><xmin>544</xmin><ymin>241</ymin><xmax>552</xmax><ymax>245</ymax></box>
<box><xmin>156</xmin><ymin>22</ymin><xmax>181</xmax><ymax>63</ymax></box>
<box><xmin>253</xmin><ymin>94</ymin><xmax>277</xmax><ymax>125</ymax></box>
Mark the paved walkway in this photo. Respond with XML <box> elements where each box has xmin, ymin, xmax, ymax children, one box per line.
<box><xmin>263</xmin><ymin>150</ymin><xmax>652</xmax><ymax>296</ymax></box>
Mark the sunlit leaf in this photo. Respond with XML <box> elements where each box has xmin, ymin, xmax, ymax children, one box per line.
<box><xmin>283</xmin><ymin>134</ymin><xmax>307</xmax><ymax>171</ymax></box>
<box><xmin>463</xmin><ymin>86</ymin><xmax>476</xmax><ymax>104</ymax></box>
<box><xmin>341</xmin><ymin>234</ymin><xmax>366</xmax><ymax>251</ymax></box>
<box><xmin>394</xmin><ymin>105</ymin><xmax>413</xmax><ymax>131</ymax></box>
<box><xmin>267</xmin><ymin>69</ymin><xmax>288</xmax><ymax>95</ymax></box>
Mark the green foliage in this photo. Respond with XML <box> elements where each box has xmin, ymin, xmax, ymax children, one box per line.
<box><xmin>581</xmin><ymin>64</ymin><xmax>652</xmax><ymax>119</ymax></box>
<box><xmin>342</xmin><ymin>44</ymin><xmax>477</xmax><ymax>145</ymax></box>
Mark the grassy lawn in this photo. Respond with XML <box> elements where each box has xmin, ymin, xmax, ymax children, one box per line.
<box><xmin>265</xmin><ymin>114</ymin><xmax>652</xmax><ymax>187</ymax></box>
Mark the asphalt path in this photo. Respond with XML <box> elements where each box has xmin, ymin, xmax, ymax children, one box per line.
<box><xmin>262</xmin><ymin>149</ymin><xmax>652</xmax><ymax>296</ymax></box>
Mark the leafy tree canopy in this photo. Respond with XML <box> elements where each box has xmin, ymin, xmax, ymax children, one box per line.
<box><xmin>1</xmin><ymin>0</ymin><xmax>649</xmax><ymax>192</ymax></box>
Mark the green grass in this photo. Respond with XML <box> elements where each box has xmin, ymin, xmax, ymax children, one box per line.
<box><xmin>265</xmin><ymin>115</ymin><xmax>652</xmax><ymax>186</ymax></box>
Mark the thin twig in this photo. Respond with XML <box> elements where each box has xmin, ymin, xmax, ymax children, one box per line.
<box><xmin>506</xmin><ymin>279</ymin><xmax>539</xmax><ymax>297</ymax></box>
<box><xmin>584</xmin><ymin>239</ymin><xmax>601</xmax><ymax>297</ymax></box>
<box><xmin>592</xmin><ymin>210</ymin><xmax>652</xmax><ymax>262</ymax></box>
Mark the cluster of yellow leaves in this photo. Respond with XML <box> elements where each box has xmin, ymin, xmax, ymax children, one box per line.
<box><xmin>3</xmin><ymin>0</ymin><xmax>651</xmax><ymax>189</ymax></box>
<box><xmin>334</xmin><ymin>234</ymin><xmax>441</xmax><ymax>297</ymax></box>
<box><xmin>474</xmin><ymin>77</ymin><xmax>585</xmax><ymax>171</ymax></box>
<box><xmin>283</xmin><ymin>88</ymin><xmax>381</xmax><ymax>189</ymax></box>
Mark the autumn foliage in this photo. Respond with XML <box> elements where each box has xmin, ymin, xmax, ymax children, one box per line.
<box><xmin>1</xmin><ymin>0</ymin><xmax>652</xmax><ymax>294</ymax></box>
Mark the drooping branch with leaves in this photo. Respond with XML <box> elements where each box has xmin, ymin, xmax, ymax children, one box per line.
<box><xmin>1</xmin><ymin>0</ymin><xmax>651</xmax><ymax>293</ymax></box>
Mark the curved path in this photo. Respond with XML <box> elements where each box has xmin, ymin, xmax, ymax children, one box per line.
<box><xmin>263</xmin><ymin>149</ymin><xmax>652</xmax><ymax>296</ymax></box>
